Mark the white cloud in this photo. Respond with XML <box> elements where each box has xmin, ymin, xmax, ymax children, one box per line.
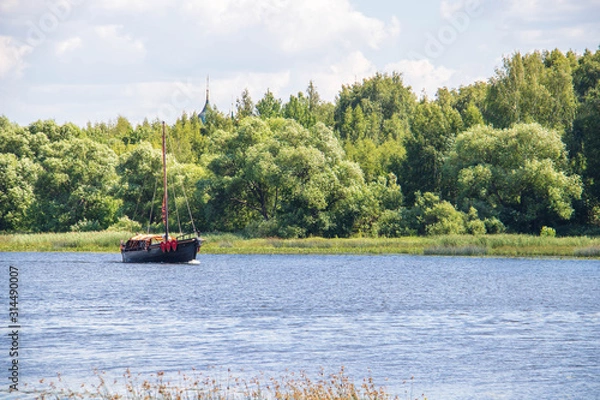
<box><xmin>92</xmin><ymin>0</ymin><xmax>171</xmax><ymax>11</ymax></box>
<box><xmin>0</xmin><ymin>36</ymin><xmax>32</xmax><ymax>79</ymax></box>
<box><xmin>93</xmin><ymin>25</ymin><xmax>146</xmax><ymax>61</ymax></box>
<box><xmin>504</xmin><ymin>0</ymin><xmax>583</xmax><ymax>22</ymax></box>
<box><xmin>495</xmin><ymin>0</ymin><xmax>600</xmax><ymax>50</ymax></box>
<box><xmin>0</xmin><ymin>0</ymin><xmax>19</xmax><ymax>13</ymax></box>
<box><xmin>385</xmin><ymin>59</ymin><xmax>455</xmax><ymax>97</ymax></box>
<box><xmin>182</xmin><ymin>0</ymin><xmax>400</xmax><ymax>53</ymax></box>
<box><xmin>55</xmin><ymin>36</ymin><xmax>82</xmax><ymax>55</ymax></box>
<box><xmin>440</xmin><ymin>0</ymin><xmax>484</xmax><ymax>20</ymax></box>
<box><xmin>265</xmin><ymin>0</ymin><xmax>399</xmax><ymax>52</ymax></box>
<box><xmin>302</xmin><ymin>51</ymin><xmax>377</xmax><ymax>102</ymax></box>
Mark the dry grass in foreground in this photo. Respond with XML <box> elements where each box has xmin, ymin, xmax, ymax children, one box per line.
<box><xmin>32</xmin><ymin>368</ymin><xmax>425</xmax><ymax>400</ymax></box>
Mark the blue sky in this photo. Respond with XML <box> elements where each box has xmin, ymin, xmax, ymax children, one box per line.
<box><xmin>1</xmin><ymin>0</ymin><xmax>599</xmax><ymax>126</ymax></box>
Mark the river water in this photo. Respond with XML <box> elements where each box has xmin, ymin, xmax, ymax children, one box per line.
<box><xmin>1</xmin><ymin>252</ymin><xmax>598</xmax><ymax>399</ymax></box>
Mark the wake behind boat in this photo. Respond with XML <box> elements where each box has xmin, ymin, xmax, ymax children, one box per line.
<box><xmin>121</xmin><ymin>121</ymin><xmax>203</xmax><ymax>263</ymax></box>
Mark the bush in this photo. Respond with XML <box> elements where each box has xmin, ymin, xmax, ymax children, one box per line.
<box><xmin>467</xmin><ymin>219</ymin><xmax>486</xmax><ymax>235</ymax></box>
<box><xmin>377</xmin><ymin>209</ymin><xmax>406</xmax><ymax>237</ymax></box>
<box><xmin>70</xmin><ymin>219</ymin><xmax>102</xmax><ymax>232</ymax></box>
<box><xmin>107</xmin><ymin>216</ymin><xmax>142</xmax><ymax>232</ymax></box>
<box><xmin>424</xmin><ymin>201</ymin><xmax>467</xmax><ymax>235</ymax></box>
<box><xmin>484</xmin><ymin>217</ymin><xmax>506</xmax><ymax>234</ymax></box>
<box><xmin>540</xmin><ymin>226</ymin><xmax>557</xmax><ymax>237</ymax></box>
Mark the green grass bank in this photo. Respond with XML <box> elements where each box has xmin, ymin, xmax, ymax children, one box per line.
<box><xmin>2</xmin><ymin>231</ymin><xmax>600</xmax><ymax>258</ymax></box>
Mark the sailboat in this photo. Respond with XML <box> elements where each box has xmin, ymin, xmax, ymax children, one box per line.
<box><xmin>120</xmin><ymin>121</ymin><xmax>203</xmax><ymax>263</ymax></box>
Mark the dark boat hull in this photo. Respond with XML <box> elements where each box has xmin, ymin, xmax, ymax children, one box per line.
<box><xmin>121</xmin><ymin>238</ymin><xmax>200</xmax><ymax>263</ymax></box>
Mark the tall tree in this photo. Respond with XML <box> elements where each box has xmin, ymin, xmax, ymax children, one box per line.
<box><xmin>400</xmin><ymin>98</ymin><xmax>459</xmax><ymax>203</ymax></box>
<box><xmin>235</xmin><ymin>88</ymin><xmax>255</xmax><ymax>120</ymax></box>
<box><xmin>444</xmin><ymin>123</ymin><xmax>582</xmax><ymax>233</ymax></box>
<box><xmin>0</xmin><ymin>154</ymin><xmax>40</xmax><ymax>231</ymax></box>
<box><xmin>200</xmin><ymin>117</ymin><xmax>367</xmax><ymax>237</ymax></box>
<box><xmin>486</xmin><ymin>50</ymin><xmax>577</xmax><ymax>132</ymax></box>
<box><xmin>283</xmin><ymin>91</ymin><xmax>316</xmax><ymax>128</ymax></box>
<box><xmin>334</xmin><ymin>72</ymin><xmax>415</xmax><ymax>143</ymax></box>
<box><xmin>256</xmin><ymin>89</ymin><xmax>283</xmax><ymax>119</ymax></box>
<box><xmin>31</xmin><ymin>138</ymin><xmax>121</xmax><ymax>232</ymax></box>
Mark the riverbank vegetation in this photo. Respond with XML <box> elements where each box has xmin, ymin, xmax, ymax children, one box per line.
<box><xmin>2</xmin><ymin>47</ymin><xmax>600</xmax><ymax>240</ymax></box>
<box><xmin>34</xmin><ymin>367</ymin><xmax>420</xmax><ymax>400</ymax></box>
<box><xmin>2</xmin><ymin>231</ymin><xmax>600</xmax><ymax>258</ymax></box>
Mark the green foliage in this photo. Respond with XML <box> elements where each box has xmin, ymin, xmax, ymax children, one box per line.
<box><xmin>400</xmin><ymin>97</ymin><xmax>460</xmax><ymax>203</ymax></box>
<box><xmin>31</xmin><ymin>138</ymin><xmax>121</xmax><ymax>232</ymax></box>
<box><xmin>256</xmin><ymin>89</ymin><xmax>283</xmax><ymax>119</ymax></box>
<box><xmin>235</xmin><ymin>88</ymin><xmax>255</xmax><ymax>120</ymax></box>
<box><xmin>445</xmin><ymin>123</ymin><xmax>583</xmax><ymax>233</ymax></box>
<box><xmin>283</xmin><ymin>91</ymin><xmax>317</xmax><ymax>128</ymax></box>
<box><xmin>116</xmin><ymin>142</ymin><xmax>163</xmax><ymax>226</ymax></box>
<box><xmin>571</xmin><ymin>82</ymin><xmax>600</xmax><ymax>207</ymax></box>
<box><xmin>0</xmin><ymin>154</ymin><xmax>40</xmax><ymax>231</ymax></box>
<box><xmin>334</xmin><ymin>72</ymin><xmax>415</xmax><ymax>143</ymax></box>
<box><xmin>201</xmin><ymin>117</ymin><xmax>399</xmax><ymax>237</ymax></box>
<box><xmin>2</xmin><ymin>46</ymin><xmax>600</xmax><ymax>237</ymax></box>
<box><xmin>573</xmin><ymin>48</ymin><xmax>600</xmax><ymax>99</ymax></box>
<box><xmin>485</xmin><ymin>50</ymin><xmax>577</xmax><ymax>132</ymax></box>
<box><xmin>412</xmin><ymin>192</ymin><xmax>468</xmax><ymax>236</ymax></box>
<box><xmin>107</xmin><ymin>216</ymin><xmax>143</xmax><ymax>232</ymax></box>
<box><xmin>540</xmin><ymin>226</ymin><xmax>557</xmax><ymax>237</ymax></box>
<box><xmin>169</xmin><ymin>113</ymin><xmax>208</xmax><ymax>163</ymax></box>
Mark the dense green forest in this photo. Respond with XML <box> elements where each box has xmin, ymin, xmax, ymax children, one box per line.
<box><xmin>2</xmin><ymin>47</ymin><xmax>600</xmax><ymax>238</ymax></box>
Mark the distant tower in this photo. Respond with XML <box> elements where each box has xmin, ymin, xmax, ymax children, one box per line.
<box><xmin>199</xmin><ymin>76</ymin><xmax>210</xmax><ymax>124</ymax></box>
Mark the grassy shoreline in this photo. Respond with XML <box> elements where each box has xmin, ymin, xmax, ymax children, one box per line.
<box><xmin>2</xmin><ymin>231</ymin><xmax>600</xmax><ymax>258</ymax></box>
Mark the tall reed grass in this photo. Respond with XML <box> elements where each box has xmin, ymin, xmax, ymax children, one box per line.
<box><xmin>33</xmin><ymin>367</ymin><xmax>423</xmax><ymax>400</ymax></box>
<box><xmin>1</xmin><ymin>231</ymin><xmax>600</xmax><ymax>258</ymax></box>
<box><xmin>0</xmin><ymin>231</ymin><xmax>131</xmax><ymax>252</ymax></box>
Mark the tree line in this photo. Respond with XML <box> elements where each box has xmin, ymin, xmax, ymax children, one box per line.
<box><xmin>1</xmin><ymin>47</ymin><xmax>600</xmax><ymax>237</ymax></box>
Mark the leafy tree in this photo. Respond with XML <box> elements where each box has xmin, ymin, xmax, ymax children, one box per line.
<box><xmin>0</xmin><ymin>116</ymin><xmax>35</xmax><ymax>158</ymax></box>
<box><xmin>444</xmin><ymin>123</ymin><xmax>582</xmax><ymax>233</ymax></box>
<box><xmin>256</xmin><ymin>89</ymin><xmax>283</xmax><ymax>119</ymax></box>
<box><xmin>279</xmin><ymin>81</ymin><xmax>335</xmax><ymax>129</ymax></box>
<box><xmin>344</xmin><ymin>138</ymin><xmax>406</xmax><ymax>183</ymax></box>
<box><xmin>116</xmin><ymin>142</ymin><xmax>163</xmax><ymax>227</ymax></box>
<box><xmin>400</xmin><ymin>98</ymin><xmax>459</xmax><ymax>203</ymax></box>
<box><xmin>31</xmin><ymin>138</ymin><xmax>121</xmax><ymax>232</ymax></box>
<box><xmin>305</xmin><ymin>80</ymin><xmax>335</xmax><ymax>127</ymax></box>
<box><xmin>200</xmin><ymin>117</ymin><xmax>367</xmax><ymax>237</ymax></box>
<box><xmin>169</xmin><ymin>113</ymin><xmax>208</xmax><ymax>163</ymax></box>
<box><xmin>394</xmin><ymin>192</ymin><xmax>467</xmax><ymax>236</ymax></box>
<box><xmin>485</xmin><ymin>50</ymin><xmax>577</xmax><ymax>132</ymax></box>
<box><xmin>567</xmin><ymin>48</ymin><xmax>600</xmax><ymax>185</ymax></box>
<box><xmin>28</xmin><ymin>119</ymin><xmax>81</xmax><ymax>142</ymax></box>
<box><xmin>0</xmin><ymin>154</ymin><xmax>40</xmax><ymax>231</ymax></box>
<box><xmin>283</xmin><ymin>91</ymin><xmax>317</xmax><ymax>128</ymax></box>
<box><xmin>542</xmin><ymin>49</ymin><xmax>578</xmax><ymax>132</ymax></box>
<box><xmin>235</xmin><ymin>88</ymin><xmax>255</xmax><ymax>120</ymax></box>
<box><xmin>572</xmin><ymin>83</ymin><xmax>600</xmax><ymax>222</ymax></box>
<box><xmin>451</xmin><ymin>82</ymin><xmax>489</xmax><ymax>120</ymax></box>
<box><xmin>573</xmin><ymin>48</ymin><xmax>600</xmax><ymax>99</ymax></box>
<box><xmin>334</xmin><ymin>72</ymin><xmax>415</xmax><ymax>143</ymax></box>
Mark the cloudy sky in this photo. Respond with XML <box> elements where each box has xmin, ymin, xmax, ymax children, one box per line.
<box><xmin>1</xmin><ymin>0</ymin><xmax>599</xmax><ymax>126</ymax></box>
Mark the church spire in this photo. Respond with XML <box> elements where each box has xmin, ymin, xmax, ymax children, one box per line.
<box><xmin>206</xmin><ymin>75</ymin><xmax>210</xmax><ymax>104</ymax></box>
<box><xmin>199</xmin><ymin>75</ymin><xmax>210</xmax><ymax>124</ymax></box>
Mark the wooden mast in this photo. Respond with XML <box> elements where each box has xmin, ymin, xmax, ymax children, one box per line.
<box><xmin>162</xmin><ymin>121</ymin><xmax>169</xmax><ymax>241</ymax></box>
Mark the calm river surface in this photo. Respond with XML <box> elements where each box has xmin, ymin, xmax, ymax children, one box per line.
<box><xmin>1</xmin><ymin>252</ymin><xmax>599</xmax><ymax>399</ymax></box>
